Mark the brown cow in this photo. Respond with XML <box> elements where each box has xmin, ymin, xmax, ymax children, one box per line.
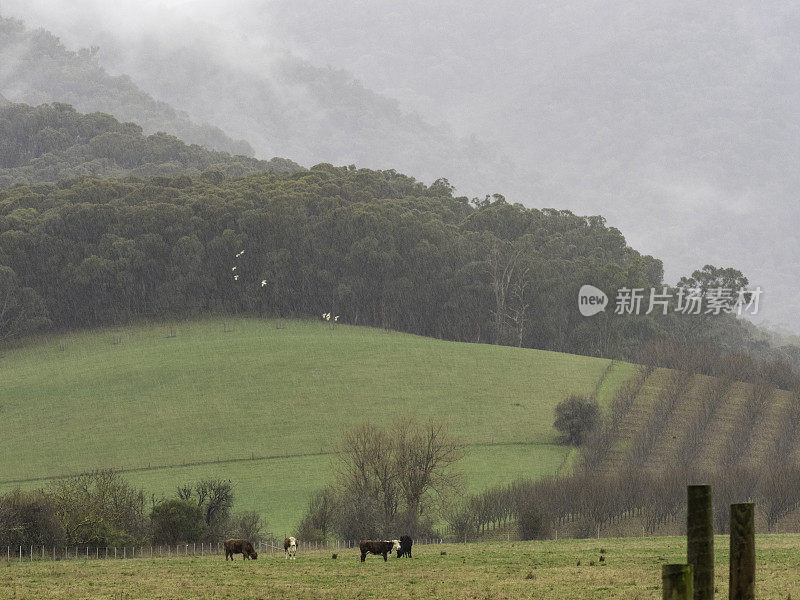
<box><xmin>359</xmin><ymin>540</ymin><xmax>397</xmax><ymax>562</ymax></box>
<box><xmin>224</xmin><ymin>538</ymin><xmax>258</xmax><ymax>560</ymax></box>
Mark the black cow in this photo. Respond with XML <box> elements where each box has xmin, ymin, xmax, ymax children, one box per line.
<box><xmin>397</xmin><ymin>535</ymin><xmax>413</xmax><ymax>558</ymax></box>
<box><xmin>359</xmin><ymin>540</ymin><xmax>395</xmax><ymax>562</ymax></box>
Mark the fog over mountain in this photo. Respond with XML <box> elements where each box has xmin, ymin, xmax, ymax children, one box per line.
<box><xmin>2</xmin><ymin>0</ymin><xmax>799</xmax><ymax>330</ymax></box>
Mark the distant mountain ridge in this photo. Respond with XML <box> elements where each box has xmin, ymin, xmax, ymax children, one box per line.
<box><xmin>0</xmin><ymin>101</ymin><xmax>301</xmax><ymax>187</ymax></box>
<box><xmin>0</xmin><ymin>16</ymin><xmax>255</xmax><ymax>157</ymax></box>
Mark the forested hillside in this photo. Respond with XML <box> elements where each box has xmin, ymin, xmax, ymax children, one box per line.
<box><xmin>0</xmin><ymin>162</ymin><xmax>776</xmax><ymax>366</ymax></box>
<box><xmin>0</xmin><ymin>17</ymin><xmax>252</xmax><ymax>156</ymax></box>
<box><xmin>0</xmin><ymin>14</ymin><xmax>506</xmax><ymax>196</ymax></box>
<box><xmin>0</xmin><ymin>102</ymin><xmax>301</xmax><ymax>187</ymax></box>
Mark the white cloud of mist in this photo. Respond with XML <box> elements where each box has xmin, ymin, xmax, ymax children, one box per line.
<box><xmin>3</xmin><ymin>0</ymin><xmax>800</xmax><ymax>330</ymax></box>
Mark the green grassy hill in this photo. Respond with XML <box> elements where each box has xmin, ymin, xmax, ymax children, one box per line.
<box><xmin>0</xmin><ymin>318</ymin><xmax>630</xmax><ymax>534</ymax></box>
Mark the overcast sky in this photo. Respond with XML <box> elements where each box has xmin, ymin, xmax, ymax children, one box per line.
<box><xmin>3</xmin><ymin>0</ymin><xmax>799</xmax><ymax>331</ymax></box>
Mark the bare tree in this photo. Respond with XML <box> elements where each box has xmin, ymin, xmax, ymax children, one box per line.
<box><xmin>508</xmin><ymin>272</ymin><xmax>531</xmax><ymax>347</ymax></box>
<box><xmin>325</xmin><ymin>418</ymin><xmax>465</xmax><ymax>539</ymax></box>
<box><xmin>337</xmin><ymin>423</ymin><xmax>400</xmax><ymax>529</ymax></box>
<box><xmin>193</xmin><ymin>479</ymin><xmax>234</xmax><ymax>532</ymax></box>
<box><xmin>489</xmin><ymin>242</ymin><xmax>524</xmax><ymax>345</ymax></box>
<box><xmin>394</xmin><ymin>418</ymin><xmax>465</xmax><ymax>527</ymax></box>
<box><xmin>230</xmin><ymin>510</ymin><xmax>264</xmax><ymax>541</ymax></box>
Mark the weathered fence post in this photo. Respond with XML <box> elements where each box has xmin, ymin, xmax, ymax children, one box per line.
<box><xmin>729</xmin><ymin>503</ymin><xmax>755</xmax><ymax>600</ymax></box>
<box><xmin>687</xmin><ymin>485</ymin><xmax>714</xmax><ymax>600</ymax></box>
<box><xmin>663</xmin><ymin>564</ymin><xmax>693</xmax><ymax>600</ymax></box>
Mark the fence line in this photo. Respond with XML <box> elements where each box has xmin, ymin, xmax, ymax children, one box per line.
<box><xmin>1</xmin><ymin>538</ymin><xmax>448</xmax><ymax>563</ymax></box>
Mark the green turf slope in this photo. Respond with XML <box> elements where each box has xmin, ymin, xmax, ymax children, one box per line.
<box><xmin>0</xmin><ymin>318</ymin><xmax>632</xmax><ymax>533</ymax></box>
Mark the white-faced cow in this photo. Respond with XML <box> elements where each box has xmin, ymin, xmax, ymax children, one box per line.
<box><xmin>359</xmin><ymin>539</ymin><xmax>397</xmax><ymax>562</ymax></box>
<box><xmin>284</xmin><ymin>536</ymin><xmax>297</xmax><ymax>559</ymax></box>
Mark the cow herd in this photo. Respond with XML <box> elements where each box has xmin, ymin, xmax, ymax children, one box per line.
<box><xmin>359</xmin><ymin>536</ymin><xmax>413</xmax><ymax>562</ymax></box>
<box><xmin>223</xmin><ymin>536</ymin><xmax>413</xmax><ymax>563</ymax></box>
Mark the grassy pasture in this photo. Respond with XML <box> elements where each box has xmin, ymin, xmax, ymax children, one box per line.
<box><xmin>0</xmin><ymin>318</ymin><xmax>625</xmax><ymax>532</ymax></box>
<box><xmin>2</xmin><ymin>535</ymin><xmax>799</xmax><ymax>599</ymax></box>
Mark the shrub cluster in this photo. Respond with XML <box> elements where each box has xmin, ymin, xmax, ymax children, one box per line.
<box><xmin>0</xmin><ymin>472</ymin><xmax>265</xmax><ymax>548</ymax></box>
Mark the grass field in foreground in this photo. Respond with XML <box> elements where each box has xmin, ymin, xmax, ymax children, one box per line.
<box><xmin>0</xmin><ymin>317</ymin><xmax>634</xmax><ymax>532</ymax></box>
<box><xmin>2</xmin><ymin>536</ymin><xmax>799</xmax><ymax>600</ymax></box>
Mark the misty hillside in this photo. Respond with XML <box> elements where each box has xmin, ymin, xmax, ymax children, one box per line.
<box><xmin>0</xmin><ymin>17</ymin><xmax>254</xmax><ymax>157</ymax></box>
<box><xmin>0</xmin><ymin>14</ymin><xmax>511</xmax><ymax>199</ymax></box>
<box><xmin>262</xmin><ymin>0</ymin><xmax>800</xmax><ymax>331</ymax></box>
<box><xmin>0</xmin><ymin>101</ymin><xmax>301</xmax><ymax>187</ymax></box>
<box><xmin>18</xmin><ymin>0</ymin><xmax>795</xmax><ymax>330</ymax></box>
<box><xmin>9</xmin><ymin>1</ymin><xmax>800</xmax><ymax>332</ymax></box>
<box><xmin>101</xmin><ymin>47</ymin><xmax>511</xmax><ymax>193</ymax></box>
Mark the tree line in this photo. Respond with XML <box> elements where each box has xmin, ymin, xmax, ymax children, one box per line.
<box><xmin>0</xmin><ymin>471</ymin><xmax>263</xmax><ymax>548</ymax></box>
<box><xmin>448</xmin><ymin>464</ymin><xmax>800</xmax><ymax>541</ymax></box>
<box><xmin>0</xmin><ymin>101</ymin><xmax>300</xmax><ymax>188</ymax></box>
<box><xmin>1</xmin><ymin>158</ymin><xmax>788</xmax><ymax>368</ymax></box>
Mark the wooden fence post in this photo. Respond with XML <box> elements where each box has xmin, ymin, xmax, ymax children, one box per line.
<box><xmin>687</xmin><ymin>485</ymin><xmax>714</xmax><ymax>600</ymax></box>
<box><xmin>663</xmin><ymin>564</ymin><xmax>693</xmax><ymax>600</ymax></box>
<box><xmin>729</xmin><ymin>503</ymin><xmax>755</xmax><ymax>600</ymax></box>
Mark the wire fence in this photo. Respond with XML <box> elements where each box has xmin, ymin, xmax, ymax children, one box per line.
<box><xmin>1</xmin><ymin>538</ymin><xmax>446</xmax><ymax>563</ymax></box>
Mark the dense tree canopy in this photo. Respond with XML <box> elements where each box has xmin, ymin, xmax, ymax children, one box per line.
<box><xmin>0</xmin><ymin>102</ymin><xmax>301</xmax><ymax>187</ymax></box>
<box><xmin>0</xmin><ymin>158</ymin><xmax>773</xmax><ymax>362</ymax></box>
